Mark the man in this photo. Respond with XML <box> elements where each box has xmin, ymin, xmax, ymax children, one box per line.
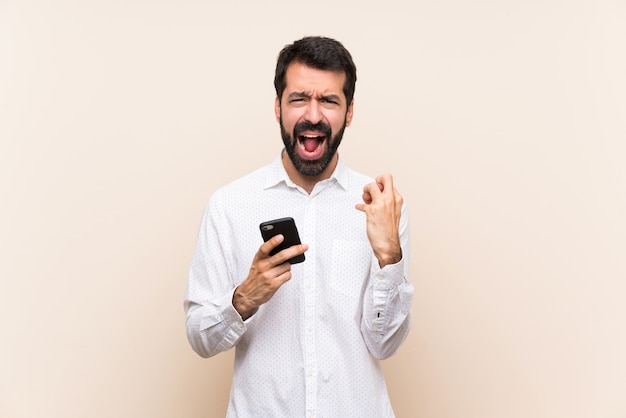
<box><xmin>184</xmin><ymin>36</ymin><xmax>414</xmax><ymax>417</ymax></box>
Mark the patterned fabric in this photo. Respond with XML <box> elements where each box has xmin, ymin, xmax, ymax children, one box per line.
<box><xmin>184</xmin><ymin>153</ymin><xmax>413</xmax><ymax>418</ymax></box>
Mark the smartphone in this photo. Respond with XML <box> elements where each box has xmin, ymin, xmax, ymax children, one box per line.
<box><xmin>259</xmin><ymin>217</ymin><xmax>305</xmax><ymax>264</ymax></box>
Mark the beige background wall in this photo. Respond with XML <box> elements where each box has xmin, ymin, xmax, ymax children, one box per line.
<box><xmin>1</xmin><ymin>0</ymin><xmax>625</xmax><ymax>417</ymax></box>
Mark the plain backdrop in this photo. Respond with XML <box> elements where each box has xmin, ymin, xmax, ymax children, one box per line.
<box><xmin>1</xmin><ymin>0</ymin><xmax>625</xmax><ymax>417</ymax></box>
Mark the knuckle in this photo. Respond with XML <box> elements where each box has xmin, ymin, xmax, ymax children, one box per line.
<box><xmin>274</xmin><ymin>252</ymin><xmax>288</xmax><ymax>265</ymax></box>
<box><xmin>258</xmin><ymin>259</ymin><xmax>270</xmax><ymax>271</ymax></box>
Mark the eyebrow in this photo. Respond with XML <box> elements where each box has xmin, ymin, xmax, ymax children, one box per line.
<box><xmin>287</xmin><ymin>91</ymin><xmax>342</xmax><ymax>103</ymax></box>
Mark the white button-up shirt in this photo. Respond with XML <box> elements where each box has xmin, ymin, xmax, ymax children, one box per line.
<box><xmin>184</xmin><ymin>153</ymin><xmax>414</xmax><ymax>417</ymax></box>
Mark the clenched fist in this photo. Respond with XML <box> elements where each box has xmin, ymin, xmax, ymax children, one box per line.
<box><xmin>355</xmin><ymin>173</ymin><xmax>403</xmax><ymax>268</ymax></box>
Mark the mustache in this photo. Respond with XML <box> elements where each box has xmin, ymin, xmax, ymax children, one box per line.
<box><xmin>293</xmin><ymin>121</ymin><xmax>332</xmax><ymax>138</ymax></box>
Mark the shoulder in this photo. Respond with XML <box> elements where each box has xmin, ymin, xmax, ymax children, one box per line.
<box><xmin>206</xmin><ymin>163</ymin><xmax>270</xmax><ymax>209</ymax></box>
<box><xmin>338</xmin><ymin>163</ymin><xmax>374</xmax><ymax>193</ymax></box>
<box><xmin>347</xmin><ymin>166</ymin><xmax>374</xmax><ymax>185</ymax></box>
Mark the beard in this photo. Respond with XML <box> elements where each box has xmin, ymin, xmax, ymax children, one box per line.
<box><xmin>280</xmin><ymin>117</ymin><xmax>347</xmax><ymax>177</ymax></box>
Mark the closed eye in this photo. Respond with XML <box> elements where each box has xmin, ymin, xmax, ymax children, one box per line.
<box><xmin>319</xmin><ymin>94</ymin><xmax>341</xmax><ymax>106</ymax></box>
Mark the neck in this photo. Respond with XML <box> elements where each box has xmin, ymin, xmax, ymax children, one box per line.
<box><xmin>281</xmin><ymin>150</ymin><xmax>338</xmax><ymax>194</ymax></box>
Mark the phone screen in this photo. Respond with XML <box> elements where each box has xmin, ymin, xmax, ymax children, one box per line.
<box><xmin>259</xmin><ymin>217</ymin><xmax>305</xmax><ymax>264</ymax></box>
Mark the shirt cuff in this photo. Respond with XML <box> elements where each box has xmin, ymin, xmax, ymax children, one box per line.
<box><xmin>370</xmin><ymin>256</ymin><xmax>406</xmax><ymax>289</ymax></box>
<box><xmin>198</xmin><ymin>288</ymin><xmax>250</xmax><ymax>351</ymax></box>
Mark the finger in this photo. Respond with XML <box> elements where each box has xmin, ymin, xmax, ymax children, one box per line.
<box><xmin>363</xmin><ymin>181</ymin><xmax>383</xmax><ymax>202</ymax></box>
<box><xmin>355</xmin><ymin>190</ymin><xmax>375</xmax><ymax>212</ymax></box>
<box><xmin>375</xmin><ymin>173</ymin><xmax>394</xmax><ymax>195</ymax></box>
<box><xmin>258</xmin><ymin>234</ymin><xmax>285</xmax><ymax>258</ymax></box>
<box><xmin>271</xmin><ymin>243</ymin><xmax>309</xmax><ymax>265</ymax></box>
<box><xmin>273</xmin><ymin>265</ymin><xmax>294</xmax><ymax>285</ymax></box>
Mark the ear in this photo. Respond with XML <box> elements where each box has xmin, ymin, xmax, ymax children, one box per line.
<box><xmin>274</xmin><ymin>96</ymin><xmax>281</xmax><ymax>123</ymax></box>
<box><xmin>345</xmin><ymin>100</ymin><xmax>354</xmax><ymax>127</ymax></box>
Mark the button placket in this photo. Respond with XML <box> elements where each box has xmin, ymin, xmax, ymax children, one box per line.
<box><xmin>302</xmin><ymin>196</ymin><xmax>317</xmax><ymax>416</ymax></box>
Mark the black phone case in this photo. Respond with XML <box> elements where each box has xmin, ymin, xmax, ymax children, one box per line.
<box><xmin>259</xmin><ymin>217</ymin><xmax>305</xmax><ymax>264</ymax></box>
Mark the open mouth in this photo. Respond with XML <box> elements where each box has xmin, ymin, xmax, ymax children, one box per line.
<box><xmin>292</xmin><ymin>121</ymin><xmax>331</xmax><ymax>160</ymax></box>
<box><xmin>298</xmin><ymin>133</ymin><xmax>326</xmax><ymax>155</ymax></box>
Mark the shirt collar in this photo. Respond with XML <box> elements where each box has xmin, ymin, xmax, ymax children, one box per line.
<box><xmin>263</xmin><ymin>150</ymin><xmax>349</xmax><ymax>191</ymax></box>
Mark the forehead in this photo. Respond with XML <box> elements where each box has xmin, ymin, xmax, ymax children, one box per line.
<box><xmin>283</xmin><ymin>62</ymin><xmax>346</xmax><ymax>99</ymax></box>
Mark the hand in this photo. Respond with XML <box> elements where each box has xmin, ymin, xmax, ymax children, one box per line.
<box><xmin>355</xmin><ymin>173</ymin><xmax>403</xmax><ymax>268</ymax></box>
<box><xmin>232</xmin><ymin>235</ymin><xmax>308</xmax><ymax>320</ymax></box>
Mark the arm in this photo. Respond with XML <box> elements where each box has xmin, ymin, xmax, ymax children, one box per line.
<box><xmin>184</xmin><ymin>200</ymin><xmax>245</xmax><ymax>358</ymax></box>
<box><xmin>184</xmin><ymin>199</ymin><xmax>308</xmax><ymax>358</ymax></box>
<box><xmin>356</xmin><ymin>174</ymin><xmax>414</xmax><ymax>359</ymax></box>
<box><xmin>360</xmin><ymin>204</ymin><xmax>413</xmax><ymax>359</ymax></box>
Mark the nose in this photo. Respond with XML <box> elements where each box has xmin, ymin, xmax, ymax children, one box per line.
<box><xmin>303</xmin><ymin>100</ymin><xmax>323</xmax><ymax>124</ymax></box>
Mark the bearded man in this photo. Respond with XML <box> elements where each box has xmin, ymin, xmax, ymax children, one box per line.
<box><xmin>184</xmin><ymin>36</ymin><xmax>414</xmax><ymax>418</ymax></box>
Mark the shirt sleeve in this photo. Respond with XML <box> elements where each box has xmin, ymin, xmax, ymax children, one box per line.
<box><xmin>183</xmin><ymin>196</ymin><xmax>252</xmax><ymax>358</ymax></box>
<box><xmin>360</xmin><ymin>203</ymin><xmax>414</xmax><ymax>360</ymax></box>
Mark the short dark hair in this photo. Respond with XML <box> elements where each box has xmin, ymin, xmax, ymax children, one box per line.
<box><xmin>274</xmin><ymin>36</ymin><xmax>357</xmax><ymax>105</ymax></box>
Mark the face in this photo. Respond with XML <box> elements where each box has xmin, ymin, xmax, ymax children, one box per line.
<box><xmin>275</xmin><ymin>62</ymin><xmax>354</xmax><ymax>178</ymax></box>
